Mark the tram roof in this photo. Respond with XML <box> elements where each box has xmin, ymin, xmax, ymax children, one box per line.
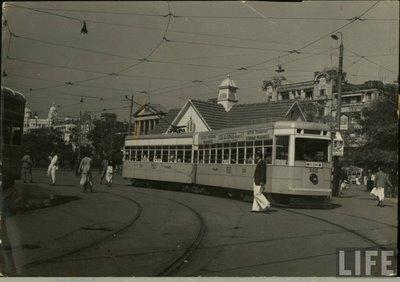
<box><xmin>197</xmin><ymin>120</ymin><xmax>331</xmax><ymax>136</ymax></box>
<box><xmin>126</xmin><ymin>131</ymin><xmax>194</xmax><ymax>141</ymax></box>
<box><xmin>1</xmin><ymin>87</ymin><xmax>26</xmax><ymax>102</ymax></box>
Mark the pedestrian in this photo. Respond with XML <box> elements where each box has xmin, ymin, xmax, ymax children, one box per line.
<box><xmin>47</xmin><ymin>151</ymin><xmax>59</xmax><ymax>186</ymax></box>
<box><xmin>373</xmin><ymin>167</ymin><xmax>393</xmax><ymax>207</ymax></box>
<box><xmin>338</xmin><ymin>167</ymin><xmax>349</xmax><ymax>195</ymax></box>
<box><xmin>79</xmin><ymin>151</ymin><xmax>93</xmax><ymax>193</ymax></box>
<box><xmin>21</xmin><ymin>150</ymin><xmax>33</xmax><ymax>183</ymax></box>
<box><xmin>100</xmin><ymin>158</ymin><xmax>108</xmax><ymax>185</ymax></box>
<box><xmin>252</xmin><ymin>151</ymin><xmax>271</xmax><ymax>212</ymax></box>
<box><xmin>105</xmin><ymin>160</ymin><xmax>114</xmax><ymax>187</ymax></box>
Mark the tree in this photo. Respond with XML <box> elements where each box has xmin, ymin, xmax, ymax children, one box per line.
<box><xmin>87</xmin><ymin>119</ymin><xmax>128</xmax><ymax>167</ymax></box>
<box><xmin>342</xmin><ymin>86</ymin><xmax>398</xmax><ymax>185</ymax></box>
<box><xmin>22</xmin><ymin>128</ymin><xmax>74</xmax><ymax>168</ymax></box>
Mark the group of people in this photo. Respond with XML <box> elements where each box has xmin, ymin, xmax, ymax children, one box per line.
<box><xmin>78</xmin><ymin>153</ymin><xmax>115</xmax><ymax>192</ymax></box>
<box><xmin>338</xmin><ymin>166</ymin><xmax>394</xmax><ymax>207</ymax></box>
<box><xmin>20</xmin><ymin>150</ymin><xmax>117</xmax><ymax>193</ymax></box>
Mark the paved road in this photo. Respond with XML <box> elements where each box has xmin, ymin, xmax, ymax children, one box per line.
<box><xmin>2</xmin><ymin>169</ymin><xmax>397</xmax><ymax>276</ymax></box>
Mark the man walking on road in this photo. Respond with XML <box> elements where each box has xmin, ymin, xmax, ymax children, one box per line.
<box><xmin>21</xmin><ymin>151</ymin><xmax>33</xmax><ymax>183</ymax></box>
<box><xmin>373</xmin><ymin>167</ymin><xmax>393</xmax><ymax>207</ymax></box>
<box><xmin>252</xmin><ymin>151</ymin><xmax>272</xmax><ymax>212</ymax></box>
<box><xmin>47</xmin><ymin>151</ymin><xmax>59</xmax><ymax>186</ymax></box>
<box><xmin>79</xmin><ymin>152</ymin><xmax>93</xmax><ymax>193</ymax></box>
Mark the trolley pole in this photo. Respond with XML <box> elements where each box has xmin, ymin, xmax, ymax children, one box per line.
<box><xmin>127</xmin><ymin>94</ymin><xmax>134</xmax><ymax>135</ymax></box>
<box><xmin>332</xmin><ymin>32</ymin><xmax>343</xmax><ymax>197</ymax></box>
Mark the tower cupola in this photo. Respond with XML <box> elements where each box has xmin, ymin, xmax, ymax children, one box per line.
<box><xmin>217</xmin><ymin>75</ymin><xmax>238</xmax><ymax>112</ymax></box>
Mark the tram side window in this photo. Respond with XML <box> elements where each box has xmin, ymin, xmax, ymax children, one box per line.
<box><xmin>143</xmin><ymin>146</ymin><xmax>150</xmax><ymax>161</ymax></box>
<box><xmin>162</xmin><ymin>146</ymin><xmax>169</xmax><ymax>162</ymax></box>
<box><xmin>177</xmin><ymin>145</ymin><xmax>184</xmax><ymax>162</ymax></box>
<box><xmin>169</xmin><ymin>146</ymin><xmax>177</xmax><ymax>162</ymax></box>
<box><xmin>2</xmin><ymin>120</ymin><xmax>12</xmax><ymax>145</ymax></box>
<box><xmin>11</xmin><ymin>124</ymin><xmax>23</xmax><ymax>145</ymax></box>
<box><xmin>149</xmin><ymin>146</ymin><xmax>155</xmax><ymax>161</ymax></box>
<box><xmin>137</xmin><ymin>146</ymin><xmax>142</xmax><ymax>161</ymax></box>
<box><xmin>155</xmin><ymin>146</ymin><xmax>161</xmax><ymax>161</ymax></box>
<box><xmin>204</xmin><ymin>146</ymin><xmax>210</xmax><ymax>164</ymax></box>
<box><xmin>184</xmin><ymin>145</ymin><xmax>192</xmax><ymax>163</ymax></box>
<box><xmin>230</xmin><ymin>142</ymin><xmax>237</xmax><ymax>164</ymax></box>
<box><xmin>210</xmin><ymin>145</ymin><xmax>216</xmax><ymax>163</ymax></box>
<box><xmin>124</xmin><ymin>147</ymin><xmax>130</xmax><ymax>160</ymax></box>
<box><xmin>199</xmin><ymin>148</ymin><xmax>204</xmax><ymax>163</ymax></box>
<box><xmin>216</xmin><ymin>148</ymin><xmax>223</xmax><ymax>163</ymax></box>
<box><xmin>276</xmin><ymin>136</ymin><xmax>289</xmax><ymax>161</ymax></box>
<box><xmin>223</xmin><ymin>143</ymin><xmax>230</xmax><ymax>163</ymax></box>
<box><xmin>131</xmin><ymin>148</ymin><xmax>136</xmax><ymax>161</ymax></box>
<box><xmin>237</xmin><ymin>142</ymin><xmax>245</xmax><ymax>164</ymax></box>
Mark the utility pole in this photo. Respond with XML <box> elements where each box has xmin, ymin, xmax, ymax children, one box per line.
<box><xmin>331</xmin><ymin>32</ymin><xmax>344</xmax><ymax>197</ymax></box>
<box><xmin>126</xmin><ymin>94</ymin><xmax>134</xmax><ymax>135</ymax></box>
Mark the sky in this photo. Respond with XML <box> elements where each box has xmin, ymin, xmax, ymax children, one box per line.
<box><xmin>2</xmin><ymin>1</ymin><xmax>398</xmax><ymax>121</ymax></box>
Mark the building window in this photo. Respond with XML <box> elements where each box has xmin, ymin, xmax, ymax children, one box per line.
<box><xmin>305</xmin><ymin>90</ymin><xmax>313</xmax><ymax>100</ymax></box>
<box><xmin>319</xmin><ymin>89</ymin><xmax>326</xmax><ymax>96</ymax></box>
<box><xmin>186</xmin><ymin>118</ymin><xmax>196</xmax><ymax>132</ymax></box>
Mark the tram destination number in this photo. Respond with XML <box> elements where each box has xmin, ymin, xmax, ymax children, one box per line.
<box><xmin>308</xmin><ymin>167</ymin><xmax>319</xmax><ymax>173</ymax></box>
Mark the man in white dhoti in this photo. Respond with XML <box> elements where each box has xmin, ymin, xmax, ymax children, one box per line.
<box><xmin>79</xmin><ymin>152</ymin><xmax>93</xmax><ymax>193</ymax></box>
<box><xmin>373</xmin><ymin>167</ymin><xmax>393</xmax><ymax>207</ymax></box>
<box><xmin>252</xmin><ymin>151</ymin><xmax>271</xmax><ymax>212</ymax></box>
<box><xmin>47</xmin><ymin>152</ymin><xmax>59</xmax><ymax>186</ymax></box>
<box><xmin>105</xmin><ymin>160</ymin><xmax>114</xmax><ymax>187</ymax></box>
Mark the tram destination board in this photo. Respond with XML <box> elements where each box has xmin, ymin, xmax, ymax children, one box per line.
<box><xmin>199</xmin><ymin>128</ymin><xmax>272</xmax><ymax>144</ymax></box>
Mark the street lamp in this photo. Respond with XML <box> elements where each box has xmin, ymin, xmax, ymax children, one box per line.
<box><xmin>331</xmin><ymin>32</ymin><xmax>344</xmax><ymax>197</ymax></box>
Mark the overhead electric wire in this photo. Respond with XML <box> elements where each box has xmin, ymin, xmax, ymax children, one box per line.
<box><xmin>148</xmin><ymin>0</ymin><xmax>384</xmax><ymax>97</ymax></box>
<box><xmin>11</xmin><ymin>34</ymin><xmax>141</xmax><ymax>61</ymax></box>
<box><xmin>167</xmin><ymin>38</ymin><xmax>331</xmax><ymax>55</ymax></box>
<box><xmin>4</xmin><ymin>1</ymin><xmax>392</xmax><ymax>111</ymax></box>
<box><xmin>9</xmin><ymin>4</ymin><xmax>397</xmax><ymax>21</ymax></box>
<box><xmin>344</xmin><ymin>47</ymin><xmax>398</xmax><ymax>75</ymax></box>
<box><xmin>297</xmin><ymin>0</ymin><xmax>381</xmax><ymax>52</ymax></box>
<box><xmin>7</xmin><ymin>1</ymin><xmax>173</xmax><ymax>92</ymax></box>
<box><xmin>5</xmin><ymin>4</ymin><xmax>305</xmax><ymax>47</ymax></box>
<box><xmin>6</xmin><ymin>3</ymin><xmax>82</xmax><ymax>22</ymax></box>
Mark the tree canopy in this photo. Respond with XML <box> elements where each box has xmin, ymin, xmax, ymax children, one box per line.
<box><xmin>86</xmin><ymin>119</ymin><xmax>128</xmax><ymax>166</ymax></box>
<box><xmin>343</xmin><ymin>87</ymin><xmax>398</xmax><ymax>175</ymax></box>
<box><xmin>22</xmin><ymin>128</ymin><xmax>74</xmax><ymax>168</ymax></box>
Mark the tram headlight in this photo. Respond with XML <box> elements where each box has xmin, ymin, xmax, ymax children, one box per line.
<box><xmin>309</xmin><ymin>173</ymin><xmax>319</xmax><ymax>185</ymax></box>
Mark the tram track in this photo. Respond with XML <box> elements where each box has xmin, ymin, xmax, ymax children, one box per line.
<box><xmin>279</xmin><ymin>208</ymin><xmax>389</xmax><ymax>249</ymax></box>
<box><xmin>110</xmin><ymin>187</ymin><xmax>207</xmax><ymax>276</ymax></box>
<box><xmin>6</xmin><ymin>190</ymin><xmax>143</xmax><ymax>276</ymax></box>
<box><xmin>130</xmin><ymin>183</ymin><xmax>395</xmax><ymax>253</ymax></box>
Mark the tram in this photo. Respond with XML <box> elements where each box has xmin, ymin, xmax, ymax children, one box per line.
<box><xmin>1</xmin><ymin>87</ymin><xmax>26</xmax><ymax>190</ymax></box>
<box><xmin>123</xmin><ymin>121</ymin><xmax>332</xmax><ymax>204</ymax></box>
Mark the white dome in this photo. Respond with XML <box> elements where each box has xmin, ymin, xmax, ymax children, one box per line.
<box><xmin>219</xmin><ymin>75</ymin><xmax>237</xmax><ymax>89</ymax></box>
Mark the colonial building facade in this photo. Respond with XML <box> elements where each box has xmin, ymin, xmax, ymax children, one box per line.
<box><xmin>262</xmin><ymin>68</ymin><xmax>385</xmax><ymax>137</ymax></box>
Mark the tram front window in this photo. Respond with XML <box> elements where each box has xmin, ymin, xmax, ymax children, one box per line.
<box><xmin>295</xmin><ymin>138</ymin><xmax>329</xmax><ymax>162</ymax></box>
<box><xmin>276</xmin><ymin>136</ymin><xmax>289</xmax><ymax>161</ymax></box>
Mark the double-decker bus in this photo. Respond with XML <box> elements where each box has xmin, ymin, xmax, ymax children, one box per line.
<box><xmin>1</xmin><ymin>87</ymin><xmax>26</xmax><ymax>190</ymax></box>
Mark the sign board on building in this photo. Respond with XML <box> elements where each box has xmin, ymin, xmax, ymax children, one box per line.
<box><xmin>333</xmin><ymin>131</ymin><xmax>344</xmax><ymax>157</ymax></box>
<box><xmin>340</xmin><ymin>115</ymin><xmax>349</xmax><ymax>130</ymax></box>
